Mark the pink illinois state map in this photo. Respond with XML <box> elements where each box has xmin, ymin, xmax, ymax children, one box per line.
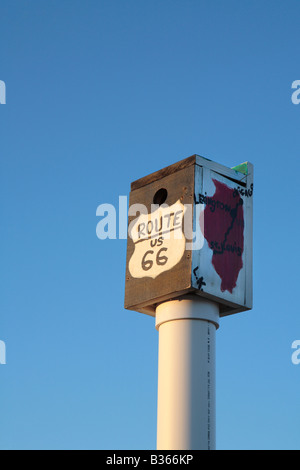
<box><xmin>198</xmin><ymin>179</ymin><xmax>244</xmax><ymax>293</ymax></box>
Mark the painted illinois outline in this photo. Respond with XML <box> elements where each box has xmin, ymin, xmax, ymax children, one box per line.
<box><xmin>202</xmin><ymin>179</ymin><xmax>244</xmax><ymax>293</ymax></box>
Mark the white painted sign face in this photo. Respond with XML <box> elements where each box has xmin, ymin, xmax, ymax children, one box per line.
<box><xmin>129</xmin><ymin>200</ymin><xmax>186</xmax><ymax>279</ymax></box>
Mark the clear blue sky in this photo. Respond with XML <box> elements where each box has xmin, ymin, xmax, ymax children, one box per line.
<box><xmin>1</xmin><ymin>0</ymin><xmax>300</xmax><ymax>450</ymax></box>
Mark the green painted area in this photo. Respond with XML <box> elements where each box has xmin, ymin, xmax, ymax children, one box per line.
<box><xmin>232</xmin><ymin>162</ymin><xmax>248</xmax><ymax>175</ymax></box>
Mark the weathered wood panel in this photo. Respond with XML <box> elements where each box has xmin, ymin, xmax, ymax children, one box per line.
<box><xmin>125</xmin><ymin>165</ymin><xmax>195</xmax><ymax>315</ymax></box>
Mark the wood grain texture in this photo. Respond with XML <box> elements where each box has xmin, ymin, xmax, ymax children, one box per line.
<box><xmin>131</xmin><ymin>155</ymin><xmax>197</xmax><ymax>191</ymax></box>
<box><xmin>125</xmin><ymin>164</ymin><xmax>195</xmax><ymax>315</ymax></box>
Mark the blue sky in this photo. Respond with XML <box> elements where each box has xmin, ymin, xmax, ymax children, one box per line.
<box><xmin>0</xmin><ymin>0</ymin><xmax>300</xmax><ymax>450</ymax></box>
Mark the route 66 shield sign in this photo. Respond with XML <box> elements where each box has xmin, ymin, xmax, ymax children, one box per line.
<box><xmin>128</xmin><ymin>200</ymin><xmax>186</xmax><ymax>279</ymax></box>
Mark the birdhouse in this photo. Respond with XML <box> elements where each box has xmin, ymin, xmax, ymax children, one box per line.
<box><xmin>124</xmin><ymin>155</ymin><xmax>253</xmax><ymax>317</ymax></box>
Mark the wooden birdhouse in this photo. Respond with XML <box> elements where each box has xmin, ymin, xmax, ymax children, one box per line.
<box><xmin>124</xmin><ymin>155</ymin><xmax>253</xmax><ymax>317</ymax></box>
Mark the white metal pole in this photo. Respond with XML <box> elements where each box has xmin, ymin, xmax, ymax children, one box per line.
<box><xmin>156</xmin><ymin>296</ymin><xmax>219</xmax><ymax>450</ymax></box>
